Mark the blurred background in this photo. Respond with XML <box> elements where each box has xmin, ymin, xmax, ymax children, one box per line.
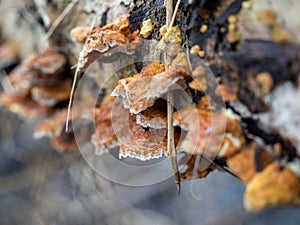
<box><xmin>0</xmin><ymin>0</ymin><xmax>300</xmax><ymax>224</ymax></box>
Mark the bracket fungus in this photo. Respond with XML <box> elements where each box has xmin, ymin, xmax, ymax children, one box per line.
<box><xmin>0</xmin><ymin>94</ymin><xmax>53</xmax><ymax>119</ymax></box>
<box><xmin>227</xmin><ymin>142</ymin><xmax>273</xmax><ymax>183</ymax></box>
<box><xmin>34</xmin><ymin>108</ymin><xmax>93</xmax><ymax>152</ymax></box>
<box><xmin>92</xmin><ymin>96</ymin><xmax>169</xmax><ymax>160</ymax></box>
<box><xmin>111</xmin><ymin>57</ymin><xmax>189</xmax><ymax>114</ymax></box>
<box><xmin>71</xmin><ymin>14</ymin><xmax>141</xmax><ymax>70</ymax></box>
<box><xmin>136</xmin><ymin>105</ymin><xmax>167</xmax><ymax>129</ymax></box>
<box><xmin>173</xmin><ymin>107</ymin><xmax>245</xmax><ymax>158</ymax></box>
<box><xmin>118</xmin><ymin>114</ymin><xmax>168</xmax><ymax>161</ymax></box>
<box><xmin>92</xmin><ymin>96</ymin><xmax>120</xmax><ymax>154</ymax></box>
<box><xmin>0</xmin><ymin>48</ymin><xmax>71</xmax><ymax>119</ymax></box>
<box><xmin>244</xmin><ymin>162</ymin><xmax>300</xmax><ymax>212</ymax></box>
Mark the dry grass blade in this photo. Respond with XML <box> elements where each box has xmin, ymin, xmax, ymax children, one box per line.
<box><xmin>66</xmin><ymin>5</ymin><xmax>101</xmax><ymax>131</ymax></box>
<box><xmin>32</xmin><ymin>0</ymin><xmax>51</xmax><ymax>28</ymax></box>
<box><xmin>66</xmin><ymin>67</ymin><xmax>79</xmax><ymax>131</ymax></box>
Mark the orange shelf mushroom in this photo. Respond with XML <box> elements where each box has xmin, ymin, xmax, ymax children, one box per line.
<box><xmin>71</xmin><ymin>14</ymin><xmax>141</xmax><ymax>70</ymax></box>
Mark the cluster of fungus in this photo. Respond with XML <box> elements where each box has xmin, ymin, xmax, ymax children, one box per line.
<box><xmin>0</xmin><ymin>45</ymin><xmax>92</xmax><ymax>152</ymax></box>
<box><xmin>0</xmin><ymin>48</ymin><xmax>72</xmax><ymax>118</ymax></box>
<box><xmin>70</xmin><ymin>14</ymin><xmax>141</xmax><ymax>70</ymax></box>
<box><xmin>70</xmin><ymin>15</ymin><xmax>300</xmax><ymax>211</ymax></box>
<box><xmin>0</xmin><ymin>11</ymin><xmax>299</xmax><ymax>213</ymax></box>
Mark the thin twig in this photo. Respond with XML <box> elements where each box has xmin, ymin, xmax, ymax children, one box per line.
<box><xmin>184</xmin><ymin>35</ymin><xmax>192</xmax><ymax>69</ymax></box>
<box><xmin>165</xmin><ymin>0</ymin><xmax>181</xmax><ymax>194</ymax></box>
<box><xmin>167</xmin><ymin>91</ymin><xmax>181</xmax><ymax>193</ymax></box>
<box><xmin>209</xmin><ymin>157</ymin><xmax>241</xmax><ymax>180</ymax></box>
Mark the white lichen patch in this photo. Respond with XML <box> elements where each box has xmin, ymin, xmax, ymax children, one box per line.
<box><xmin>258</xmin><ymin>82</ymin><xmax>300</xmax><ymax>155</ymax></box>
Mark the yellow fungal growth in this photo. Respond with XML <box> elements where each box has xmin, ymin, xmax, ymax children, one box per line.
<box><xmin>140</xmin><ymin>19</ymin><xmax>154</xmax><ymax>38</ymax></box>
<box><xmin>160</xmin><ymin>25</ymin><xmax>182</xmax><ymax>45</ymax></box>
